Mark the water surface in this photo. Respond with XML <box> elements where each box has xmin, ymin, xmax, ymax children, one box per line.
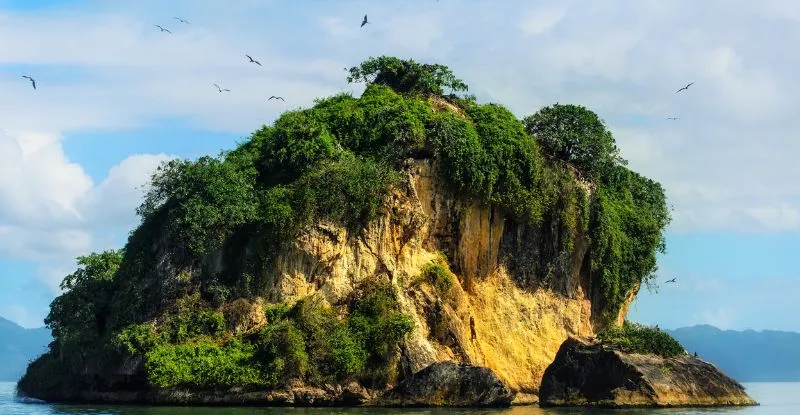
<box><xmin>2</xmin><ymin>382</ymin><xmax>796</xmax><ymax>414</ymax></box>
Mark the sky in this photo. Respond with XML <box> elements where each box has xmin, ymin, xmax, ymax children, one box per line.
<box><xmin>0</xmin><ymin>0</ymin><xmax>798</xmax><ymax>332</ymax></box>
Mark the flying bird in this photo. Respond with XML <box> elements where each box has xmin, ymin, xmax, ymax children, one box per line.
<box><xmin>174</xmin><ymin>17</ymin><xmax>190</xmax><ymax>24</ymax></box>
<box><xmin>666</xmin><ymin>116</ymin><xmax>679</xmax><ymax>120</ymax></box>
<box><xmin>361</xmin><ymin>14</ymin><xmax>369</xmax><ymax>27</ymax></box>
<box><xmin>21</xmin><ymin>75</ymin><xmax>36</xmax><ymax>90</ymax></box>
<box><xmin>676</xmin><ymin>82</ymin><xmax>694</xmax><ymax>93</ymax></box>
<box><xmin>213</xmin><ymin>83</ymin><xmax>230</xmax><ymax>93</ymax></box>
<box><xmin>246</xmin><ymin>54</ymin><xmax>262</xmax><ymax>66</ymax></box>
<box><xmin>665</xmin><ymin>278</ymin><xmax>677</xmax><ymax>284</ymax></box>
<box><xmin>268</xmin><ymin>95</ymin><xmax>285</xmax><ymax>102</ymax></box>
<box><xmin>154</xmin><ymin>25</ymin><xmax>172</xmax><ymax>33</ymax></box>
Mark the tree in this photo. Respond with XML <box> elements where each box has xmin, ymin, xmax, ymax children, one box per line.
<box><xmin>523</xmin><ymin>103</ymin><xmax>626</xmax><ymax>179</ymax></box>
<box><xmin>346</xmin><ymin>56</ymin><xmax>469</xmax><ymax>96</ymax></box>
<box><xmin>46</xmin><ymin>250</ymin><xmax>123</xmax><ymax>360</ymax></box>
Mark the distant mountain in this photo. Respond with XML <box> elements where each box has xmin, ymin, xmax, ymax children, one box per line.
<box><xmin>0</xmin><ymin>317</ymin><xmax>51</xmax><ymax>382</ymax></box>
<box><xmin>667</xmin><ymin>325</ymin><xmax>800</xmax><ymax>382</ymax></box>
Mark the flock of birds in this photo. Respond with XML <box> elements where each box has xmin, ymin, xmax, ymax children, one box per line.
<box><xmin>17</xmin><ymin>10</ymin><xmax>693</xmax><ymax>124</ymax></box>
<box><xmin>16</xmin><ymin>10</ymin><xmax>692</xmax><ymax>292</ymax></box>
<box><xmin>18</xmin><ymin>12</ymin><xmax>397</xmax><ymax>102</ymax></box>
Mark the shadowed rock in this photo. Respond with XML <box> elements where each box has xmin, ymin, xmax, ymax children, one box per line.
<box><xmin>378</xmin><ymin>361</ymin><xmax>515</xmax><ymax>407</ymax></box>
<box><xmin>539</xmin><ymin>337</ymin><xmax>759</xmax><ymax>408</ymax></box>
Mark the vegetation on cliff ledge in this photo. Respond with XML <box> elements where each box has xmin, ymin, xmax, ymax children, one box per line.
<box><xmin>599</xmin><ymin>321</ymin><xmax>685</xmax><ymax>358</ymax></box>
<box><xmin>19</xmin><ymin>56</ymin><xmax>671</xmax><ymax>398</ymax></box>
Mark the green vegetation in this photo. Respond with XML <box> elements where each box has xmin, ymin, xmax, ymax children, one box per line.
<box><xmin>346</xmin><ymin>56</ymin><xmax>469</xmax><ymax>96</ymax></box>
<box><xmin>415</xmin><ymin>255</ymin><xmax>456</xmax><ymax>300</ymax></box>
<box><xmin>598</xmin><ymin>321</ymin><xmax>685</xmax><ymax>358</ymax></box>
<box><xmin>20</xmin><ymin>55</ymin><xmax>671</xmax><ymax>396</ymax></box>
<box><xmin>137</xmin><ymin>281</ymin><xmax>412</xmax><ymax>390</ymax></box>
<box><xmin>523</xmin><ymin>103</ymin><xmax>626</xmax><ymax>180</ymax></box>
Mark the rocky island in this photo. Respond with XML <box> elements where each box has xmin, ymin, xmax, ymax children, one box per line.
<box><xmin>17</xmin><ymin>56</ymin><xmax>754</xmax><ymax>408</ymax></box>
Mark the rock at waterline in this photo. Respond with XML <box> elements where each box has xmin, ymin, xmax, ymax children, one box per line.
<box><xmin>377</xmin><ymin>361</ymin><xmax>515</xmax><ymax>407</ymax></box>
<box><xmin>539</xmin><ymin>336</ymin><xmax>758</xmax><ymax>408</ymax></box>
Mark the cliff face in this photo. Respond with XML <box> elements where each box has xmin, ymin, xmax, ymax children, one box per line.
<box><xmin>539</xmin><ymin>337</ymin><xmax>758</xmax><ymax>408</ymax></box>
<box><xmin>201</xmin><ymin>159</ymin><xmax>612</xmax><ymax>399</ymax></box>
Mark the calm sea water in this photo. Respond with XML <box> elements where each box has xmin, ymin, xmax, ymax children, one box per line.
<box><xmin>2</xmin><ymin>382</ymin><xmax>797</xmax><ymax>415</ymax></box>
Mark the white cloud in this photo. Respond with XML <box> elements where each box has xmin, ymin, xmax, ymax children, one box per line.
<box><xmin>0</xmin><ymin>129</ymin><xmax>91</xmax><ymax>228</ymax></box>
<box><xmin>80</xmin><ymin>153</ymin><xmax>175</xmax><ymax>228</ymax></box>
<box><xmin>518</xmin><ymin>6</ymin><xmax>566</xmax><ymax>36</ymax></box>
<box><xmin>0</xmin><ymin>0</ymin><xmax>798</xmax><ymax>276</ymax></box>
<box><xmin>0</xmin><ymin>129</ymin><xmax>173</xmax><ymax>291</ymax></box>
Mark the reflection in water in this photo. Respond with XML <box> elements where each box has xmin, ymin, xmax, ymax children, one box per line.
<box><xmin>4</xmin><ymin>382</ymin><xmax>796</xmax><ymax>415</ymax></box>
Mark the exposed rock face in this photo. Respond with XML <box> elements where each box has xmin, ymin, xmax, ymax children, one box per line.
<box><xmin>22</xmin><ymin>158</ymin><xmax>632</xmax><ymax>405</ymax></box>
<box><xmin>238</xmin><ymin>159</ymin><xmax>610</xmax><ymax>397</ymax></box>
<box><xmin>539</xmin><ymin>337</ymin><xmax>758</xmax><ymax>408</ymax></box>
<box><xmin>377</xmin><ymin>361</ymin><xmax>515</xmax><ymax>407</ymax></box>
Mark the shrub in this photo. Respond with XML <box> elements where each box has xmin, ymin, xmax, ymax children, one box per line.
<box><xmin>598</xmin><ymin>321</ymin><xmax>685</xmax><ymax>358</ymax></box>
<box><xmin>254</xmin><ymin>320</ymin><xmax>309</xmax><ymax>385</ymax></box>
<box><xmin>464</xmin><ymin>103</ymin><xmax>549</xmax><ymax>223</ymax></box>
<box><xmin>417</xmin><ymin>257</ymin><xmax>455</xmax><ymax>299</ymax></box>
<box><xmin>348</xmin><ymin>282</ymin><xmax>414</xmax><ymax>385</ymax></box>
<box><xmin>144</xmin><ymin>338</ymin><xmax>266</xmax><ymax>389</ymax></box>
<box><xmin>114</xmin><ymin>323</ymin><xmax>163</xmax><ymax>356</ymax></box>
<box><xmin>167</xmin><ymin>307</ymin><xmax>226</xmax><ymax>344</ymax></box>
<box><xmin>291</xmin><ymin>154</ymin><xmax>402</xmax><ymax>230</ymax></box>
<box><xmin>257</xmin><ymin>110</ymin><xmax>338</xmax><ymax>185</ymax></box>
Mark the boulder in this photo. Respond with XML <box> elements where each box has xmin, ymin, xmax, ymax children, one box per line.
<box><xmin>539</xmin><ymin>337</ymin><xmax>758</xmax><ymax>408</ymax></box>
<box><xmin>377</xmin><ymin>361</ymin><xmax>515</xmax><ymax>407</ymax></box>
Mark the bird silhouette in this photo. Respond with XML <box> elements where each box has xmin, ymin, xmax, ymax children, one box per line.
<box><xmin>665</xmin><ymin>278</ymin><xmax>677</xmax><ymax>283</ymax></box>
<box><xmin>174</xmin><ymin>17</ymin><xmax>190</xmax><ymax>24</ymax></box>
<box><xmin>666</xmin><ymin>116</ymin><xmax>679</xmax><ymax>120</ymax></box>
<box><xmin>154</xmin><ymin>25</ymin><xmax>172</xmax><ymax>34</ymax></box>
<box><xmin>268</xmin><ymin>95</ymin><xmax>285</xmax><ymax>102</ymax></box>
<box><xmin>21</xmin><ymin>75</ymin><xmax>36</xmax><ymax>90</ymax></box>
<box><xmin>361</xmin><ymin>14</ymin><xmax>369</xmax><ymax>27</ymax></box>
<box><xmin>213</xmin><ymin>83</ymin><xmax>230</xmax><ymax>93</ymax></box>
<box><xmin>676</xmin><ymin>82</ymin><xmax>694</xmax><ymax>93</ymax></box>
<box><xmin>246</xmin><ymin>54</ymin><xmax>262</xmax><ymax>66</ymax></box>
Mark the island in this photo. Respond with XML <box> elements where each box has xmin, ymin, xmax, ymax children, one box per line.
<box><xmin>17</xmin><ymin>56</ymin><xmax>755</xmax><ymax>408</ymax></box>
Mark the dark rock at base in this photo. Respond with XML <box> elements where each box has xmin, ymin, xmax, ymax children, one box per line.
<box><xmin>539</xmin><ymin>337</ymin><xmax>759</xmax><ymax>408</ymax></box>
<box><xmin>17</xmin><ymin>383</ymin><xmax>378</xmax><ymax>407</ymax></box>
<box><xmin>376</xmin><ymin>361</ymin><xmax>515</xmax><ymax>407</ymax></box>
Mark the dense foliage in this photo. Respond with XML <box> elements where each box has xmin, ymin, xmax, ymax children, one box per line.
<box><xmin>20</xmin><ymin>56</ymin><xmax>671</xmax><ymax>396</ymax></box>
<box><xmin>45</xmin><ymin>250</ymin><xmax>123</xmax><ymax>363</ymax></box>
<box><xmin>347</xmin><ymin>56</ymin><xmax>469</xmax><ymax>96</ymax></box>
<box><xmin>138</xmin><ymin>281</ymin><xmax>411</xmax><ymax>389</ymax></box>
<box><xmin>589</xmin><ymin>167</ymin><xmax>670</xmax><ymax>318</ymax></box>
<box><xmin>522</xmin><ymin>103</ymin><xmax>626</xmax><ymax>179</ymax></box>
<box><xmin>599</xmin><ymin>321</ymin><xmax>685</xmax><ymax>358</ymax></box>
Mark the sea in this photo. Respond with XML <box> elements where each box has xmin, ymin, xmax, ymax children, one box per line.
<box><xmin>1</xmin><ymin>382</ymin><xmax>797</xmax><ymax>415</ymax></box>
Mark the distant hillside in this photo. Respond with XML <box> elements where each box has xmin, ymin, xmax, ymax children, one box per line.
<box><xmin>667</xmin><ymin>325</ymin><xmax>800</xmax><ymax>382</ymax></box>
<box><xmin>0</xmin><ymin>317</ymin><xmax>50</xmax><ymax>382</ymax></box>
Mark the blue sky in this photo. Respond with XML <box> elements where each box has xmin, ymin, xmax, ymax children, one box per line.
<box><xmin>1</xmin><ymin>0</ymin><xmax>799</xmax><ymax>332</ymax></box>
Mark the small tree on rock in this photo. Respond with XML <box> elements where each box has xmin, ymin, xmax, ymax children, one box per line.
<box><xmin>346</xmin><ymin>56</ymin><xmax>469</xmax><ymax>96</ymax></box>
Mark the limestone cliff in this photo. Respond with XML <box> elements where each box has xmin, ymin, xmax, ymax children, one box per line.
<box><xmin>211</xmin><ymin>159</ymin><xmax>609</xmax><ymax>400</ymax></box>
